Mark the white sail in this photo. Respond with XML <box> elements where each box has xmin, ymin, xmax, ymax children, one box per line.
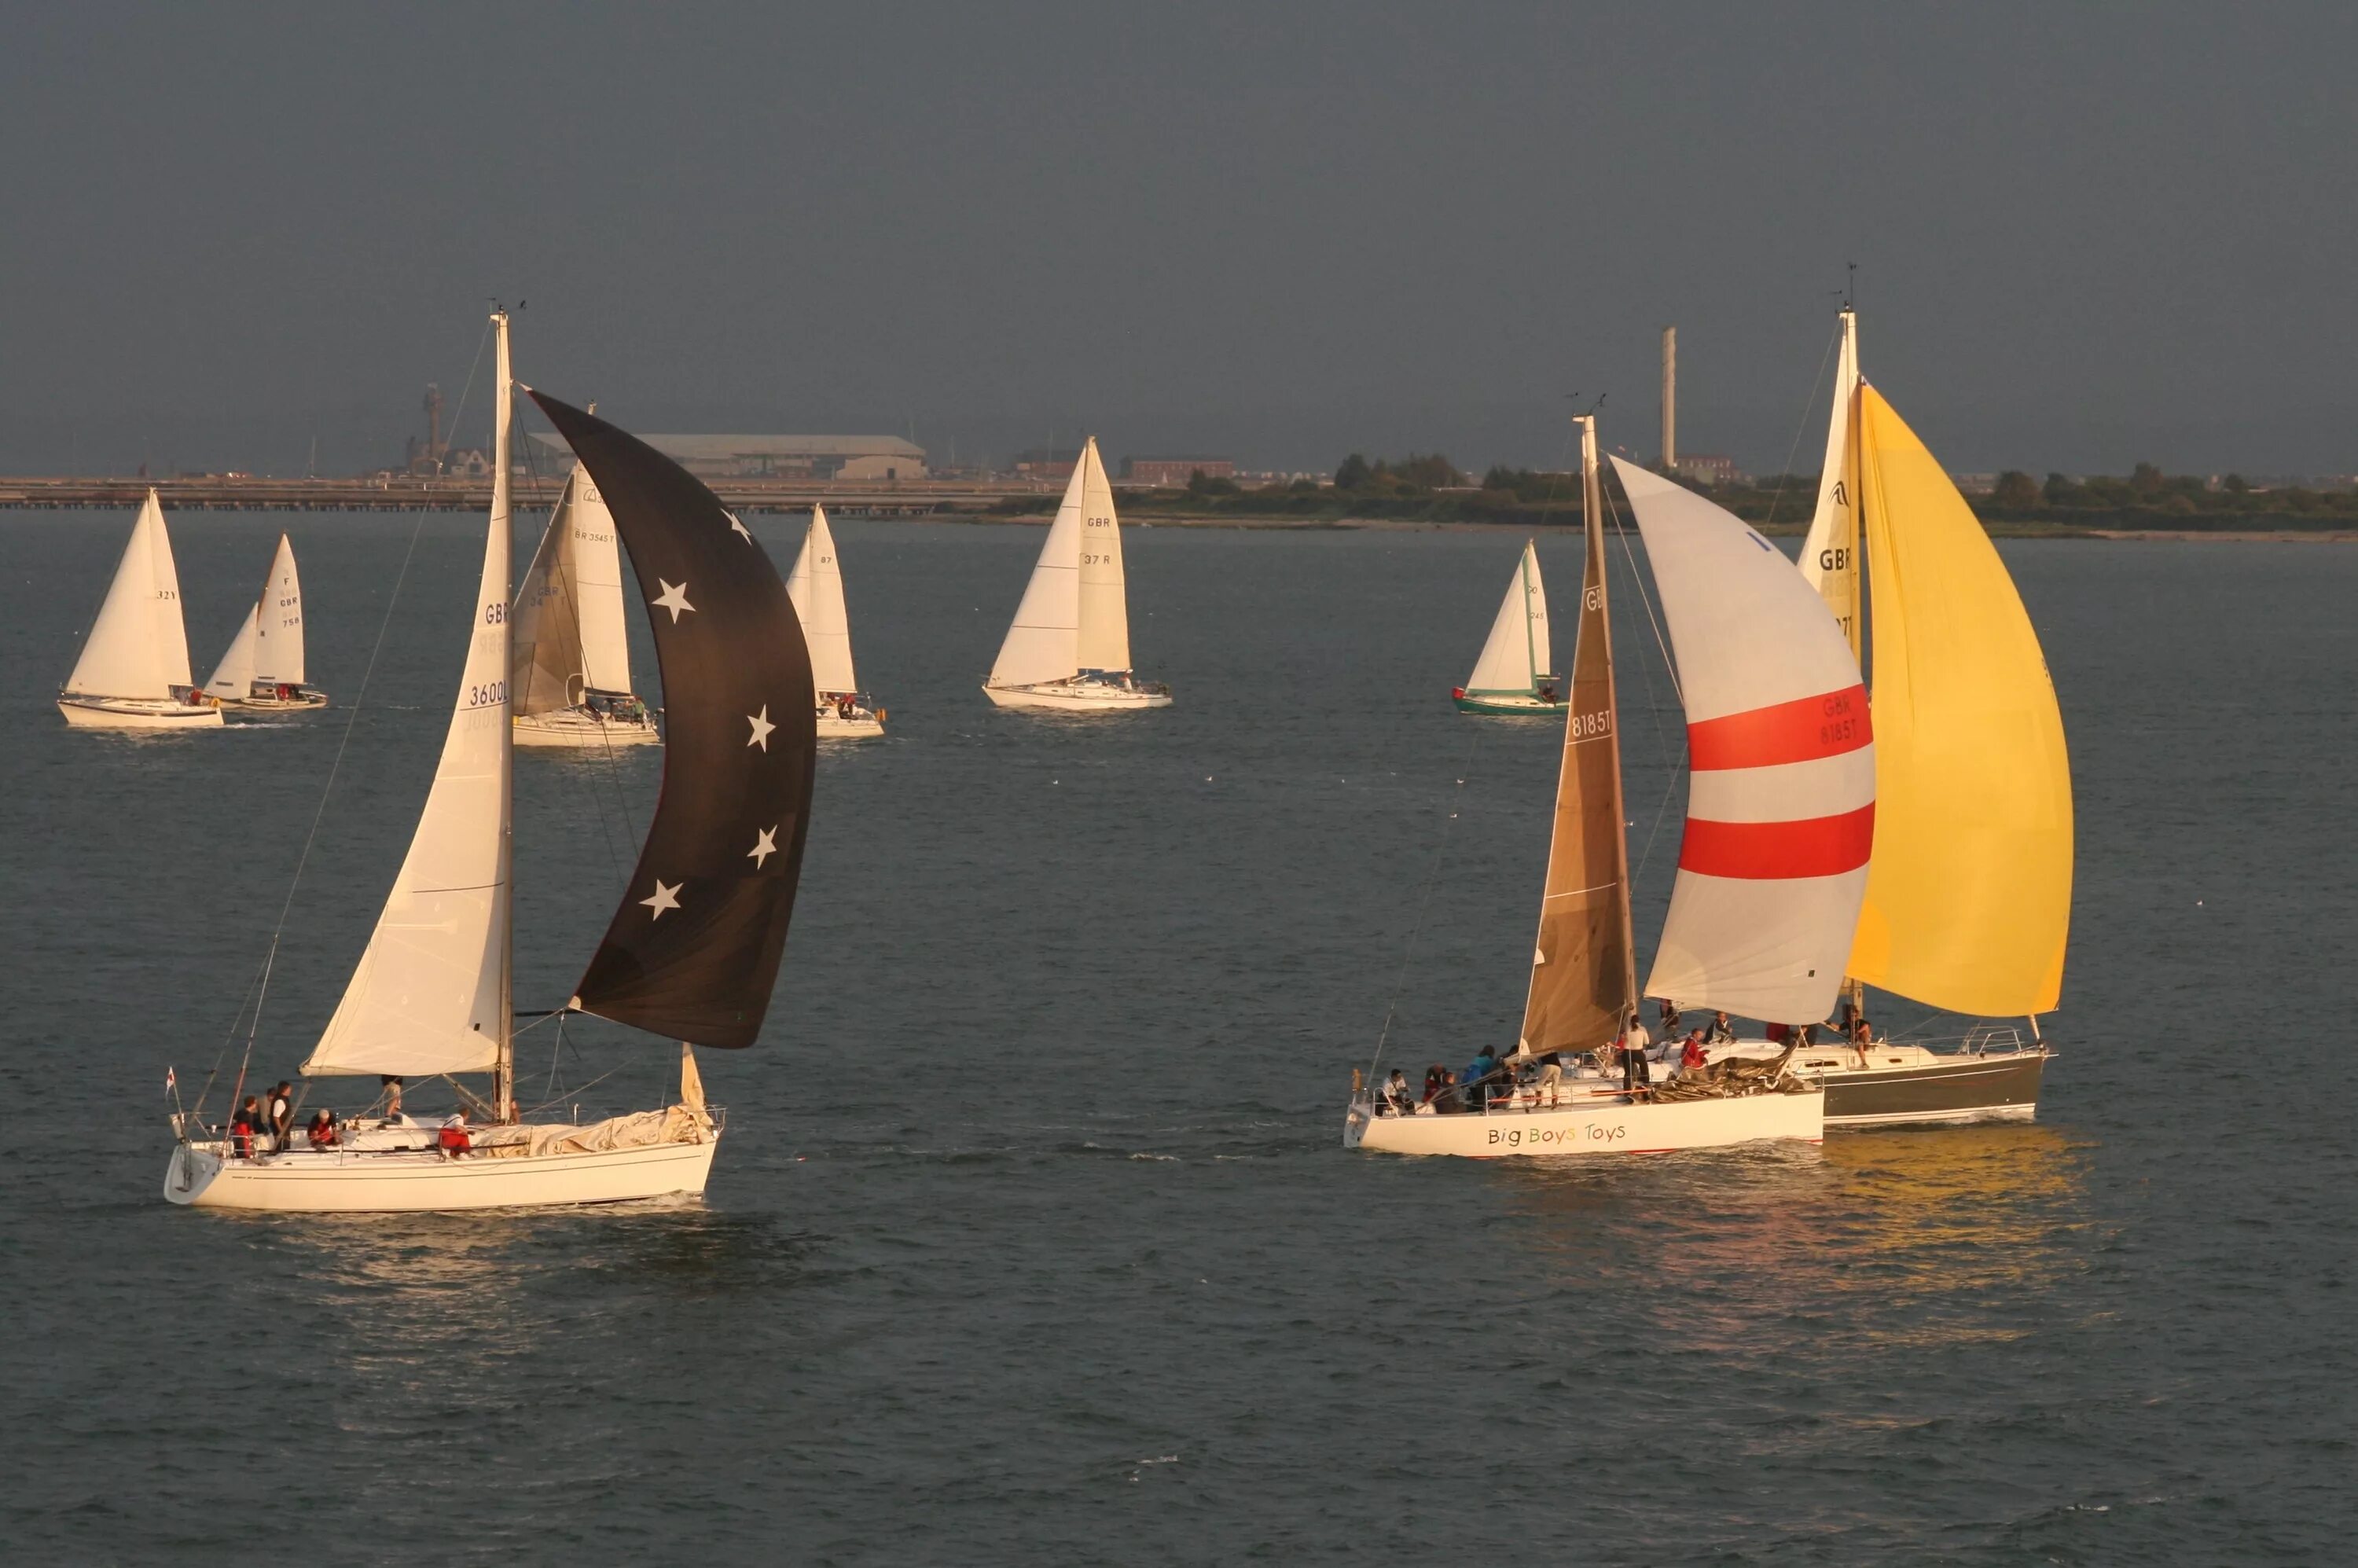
<box><xmin>252</xmin><ymin>534</ymin><xmax>307</xmax><ymax>685</ymax></box>
<box><xmin>989</xmin><ymin>457</ymin><xmax>1086</xmax><ymax>687</ymax></box>
<box><xmin>1798</xmin><ymin>310</ymin><xmax>1862</xmax><ymax>651</ymax></box>
<box><xmin>304</xmin><ymin>315</ymin><xmax>515</xmax><ymax>1078</ymax></box>
<box><xmin>786</xmin><ymin>504</ymin><xmax>858</xmax><ymax>696</ymax></box>
<box><xmin>66</xmin><ymin>491</ymin><xmax>188</xmax><ymax>699</ymax></box>
<box><xmin>1073</xmin><ymin>439</ymin><xmax>1130</xmax><ymax>673</ymax></box>
<box><xmin>567</xmin><ymin>470</ymin><xmax>632</xmax><ymax>692</ymax></box>
<box><xmin>1612</xmin><ymin>458</ymin><xmax>1872</xmax><ymax>1024</ymax></box>
<box><xmin>1464</xmin><ymin>540</ymin><xmax>1549</xmax><ymax>693</ymax></box>
<box><xmin>204</xmin><ymin>607</ymin><xmax>259</xmax><ymax>700</ymax></box>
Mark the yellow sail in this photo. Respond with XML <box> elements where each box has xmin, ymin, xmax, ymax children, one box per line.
<box><xmin>1849</xmin><ymin>386</ymin><xmax>2073</xmax><ymax>1015</ymax></box>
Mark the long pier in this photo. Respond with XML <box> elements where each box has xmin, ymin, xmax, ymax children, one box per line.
<box><xmin>0</xmin><ymin>475</ymin><xmax>1063</xmax><ymax>515</ymax></box>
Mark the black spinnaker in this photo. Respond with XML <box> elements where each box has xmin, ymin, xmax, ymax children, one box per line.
<box><xmin>531</xmin><ymin>391</ymin><xmax>817</xmax><ymax>1048</ymax></box>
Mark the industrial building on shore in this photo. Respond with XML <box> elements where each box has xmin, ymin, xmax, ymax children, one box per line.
<box><xmin>527</xmin><ymin>432</ymin><xmax>927</xmax><ymax>481</ymax></box>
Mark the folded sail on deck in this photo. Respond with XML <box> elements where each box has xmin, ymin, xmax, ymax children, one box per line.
<box><xmin>1613</xmin><ymin>459</ymin><xmax>1872</xmax><ymax>1023</ymax></box>
<box><xmin>1849</xmin><ymin>387</ymin><xmax>2073</xmax><ymax>1015</ymax></box>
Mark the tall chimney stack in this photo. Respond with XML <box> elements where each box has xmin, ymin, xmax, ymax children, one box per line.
<box><xmin>1660</xmin><ymin>326</ymin><xmax>1677</xmax><ymax>471</ymax></box>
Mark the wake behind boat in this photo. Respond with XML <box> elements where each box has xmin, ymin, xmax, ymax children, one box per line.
<box><xmin>166</xmin><ymin>311</ymin><xmax>818</xmax><ymax>1212</ymax></box>
<box><xmin>982</xmin><ymin>437</ymin><xmax>1171</xmax><ymax>711</ymax></box>
<box><xmin>787</xmin><ymin>503</ymin><xmax>884</xmax><ymax>736</ymax></box>
<box><xmin>511</xmin><ymin>461</ymin><xmax>662</xmax><ymax>747</ymax></box>
<box><xmin>204</xmin><ymin>534</ymin><xmax>328</xmax><ymax>714</ymax></box>
<box><xmin>57</xmin><ymin>489</ymin><xmax>222</xmax><ymax>729</ymax></box>
<box><xmin>1452</xmin><ymin>538</ymin><xmax>1564</xmax><ymax>714</ymax></box>
<box><xmin>1350</xmin><ymin>416</ymin><xmax>1863</xmax><ymax>1159</ymax></box>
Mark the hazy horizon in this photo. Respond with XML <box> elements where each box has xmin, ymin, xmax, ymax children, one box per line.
<box><xmin>3</xmin><ymin>3</ymin><xmax>2352</xmax><ymax>480</ymax></box>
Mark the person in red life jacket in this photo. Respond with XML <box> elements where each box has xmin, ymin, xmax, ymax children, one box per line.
<box><xmin>306</xmin><ymin>1110</ymin><xmax>340</xmax><ymax>1150</ymax></box>
<box><xmin>438</xmin><ymin>1110</ymin><xmax>473</xmax><ymax>1159</ymax></box>
<box><xmin>1680</xmin><ymin>1029</ymin><xmax>1710</xmax><ymax>1074</ymax></box>
<box><xmin>1766</xmin><ymin>1022</ymin><xmax>1791</xmax><ymax>1045</ymax></box>
<box><xmin>229</xmin><ymin>1096</ymin><xmax>261</xmax><ymax>1159</ymax></box>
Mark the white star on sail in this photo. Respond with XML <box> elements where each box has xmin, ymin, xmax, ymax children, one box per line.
<box><xmin>641</xmin><ymin>879</ymin><xmax>683</xmax><ymax>919</ymax></box>
<box><xmin>652</xmin><ymin>579</ymin><xmax>696</xmax><ymax>622</ymax></box>
<box><xmin>747</xmin><ymin>825</ymin><xmax>778</xmax><ymax>867</ymax></box>
<box><xmin>746</xmin><ymin>705</ymin><xmax>775</xmax><ymax>750</ymax></box>
<box><xmin>728</xmin><ymin>511</ymin><xmax>754</xmax><ymax>543</ymax></box>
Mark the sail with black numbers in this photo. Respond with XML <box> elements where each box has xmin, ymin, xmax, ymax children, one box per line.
<box><xmin>531</xmin><ymin>392</ymin><xmax>817</xmax><ymax>1047</ymax></box>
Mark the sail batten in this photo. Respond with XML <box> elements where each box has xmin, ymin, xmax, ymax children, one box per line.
<box><xmin>1848</xmin><ymin>387</ymin><xmax>2073</xmax><ymax>1015</ymax></box>
<box><xmin>1518</xmin><ymin>422</ymin><xmax>1633</xmax><ymax>1053</ymax></box>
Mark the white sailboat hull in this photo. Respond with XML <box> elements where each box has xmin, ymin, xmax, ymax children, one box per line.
<box><xmin>57</xmin><ymin>695</ymin><xmax>222</xmax><ymax>729</ymax></box>
<box><xmin>164</xmin><ymin>1134</ymin><xmax>718</xmax><ymax>1212</ymax></box>
<box><xmin>1346</xmin><ymin>1088</ymin><xmax>1822</xmax><ymax>1157</ymax></box>
<box><xmin>815</xmin><ymin>710</ymin><xmax>885</xmax><ymax>738</ymax></box>
<box><xmin>219</xmin><ymin>689</ymin><xmax>329</xmax><ymax>714</ymax></box>
<box><xmin>512</xmin><ymin>707</ymin><xmax>663</xmax><ymax>747</ymax></box>
<box><xmin>981</xmin><ymin>679</ymin><xmax>1173</xmax><ymax>711</ymax></box>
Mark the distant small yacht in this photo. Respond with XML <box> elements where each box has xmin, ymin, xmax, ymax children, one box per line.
<box><xmin>57</xmin><ymin>488</ymin><xmax>222</xmax><ymax>729</ymax></box>
<box><xmin>1452</xmin><ymin>539</ymin><xmax>1564</xmax><ymax>714</ymax></box>
<box><xmin>786</xmin><ymin>504</ymin><xmax>883</xmax><ymax>737</ymax></box>
<box><xmin>204</xmin><ymin>534</ymin><xmax>328</xmax><ymax>713</ymax></box>
<box><xmin>982</xmin><ymin>437</ymin><xmax>1172</xmax><ymax>711</ymax></box>
<box><xmin>511</xmin><ymin>462</ymin><xmax>662</xmax><ymax>747</ymax></box>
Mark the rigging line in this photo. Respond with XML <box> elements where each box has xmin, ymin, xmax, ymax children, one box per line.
<box><xmin>1763</xmin><ymin>321</ymin><xmax>1841</xmax><ymax>533</ymax></box>
<box><xmin>1367</xmin><ymin>723</ymin><xmax>1486</xmax><ymax>1082</ymax></box>
<box><xmin>243</xmin><ymin>318</ymin><xmax>495</xmax><ymax>1052</ymax></box>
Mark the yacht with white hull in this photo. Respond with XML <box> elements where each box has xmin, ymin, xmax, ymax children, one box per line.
<box><xmin>1352</xmin><ymin>420</ymin><xmax>1868</xmax><ymax>1159</ymax></box>
<box><xmin>57</xmin><ymin>490</ymin><xmax>222</xmax><ymax>729</ymax></box>
<box><xmin>1451</xmin><ymin>539</ymin><xmax>1563</xmax><ymax>714</ymax></box>
<box><xmin>512</xmin><ymin>461</ymin><xmax>662</xmax><ymax>747</ymax></box>
<box><xmin>787</xmin><ymin>504</ymin><xmax>885</xmax><ymax>736</ymax></box>
<box><xmin>166</xmin><ymin>313</ymin><xmax>819</xmax><ymax>1212</ymax></box>
<box><xmin>983</xmin><ymin>437</ymin><xmax>1171</xmax><ymax>711</ymax></box>
<box><xmin>204</xmin><ymin>534</ymin><xmax>329</xmax><ymax>713</ymax></box>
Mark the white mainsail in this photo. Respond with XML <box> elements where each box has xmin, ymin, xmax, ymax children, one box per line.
<box><xmin>67</xmin><ymin>490</ymin><xmax>192</xmax><ymax>699</ymax></box>
<box><xmin>567</xmin><ymin>471</ymin><xmax>632</xmax><ymax>692</ymax></box>
<box><xmin>1798</xmin><ymin>309</ymin><xmax>1862</xmax><ymax>651</ymax></box>
<box><xmin>1073</xmin><ymin>439</ymin><xmax>1130</xmax><ymax>673</ymax></box>
<box><xmin>252</xmin><ymin>534</ymin><xmax>307</xmax><ymax>685</ymax></box>
<box><xmin>512</xmin><ymin>466</ymin><xmax>634</xmax><ymax>714</ymax></box>
<box><xmin>989</xmin><ymin>456</ymin><xmax>1086</xmax><ymax>688</ymax></box>
<box><xmin>1612</xmin><ymin>458</ymin><xmax>1873</xmax><ymax>1023</ymax></box>
<box><xmin>304</xmin><ymin>315</ymin><xmax>515</xmax><ymax>1078</ymax></box>
<box><xmin>204</xmin><ymin>608</ymin><xmax>260</xmax><ymax>701</ymax></box>
<box><xmin>1464</xmin><ymin>540</ymin><xmax>1551</xmax><ymax>693</ymax></box>
<box><xmin>786</xmin><ymin>503</ymin><xmax>858</xmax><ymax>696</ymax></box>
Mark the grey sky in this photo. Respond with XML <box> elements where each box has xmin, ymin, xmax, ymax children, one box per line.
<box><xmin>3</xmin><ymin>2</ymin><xmax>2351</xmax><ymax>478</ymax></box>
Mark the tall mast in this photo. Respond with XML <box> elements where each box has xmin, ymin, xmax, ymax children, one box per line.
<box><xmin>1585</xmin><ymin>416</ymin><xmax>1640</xmax><ymax>1015</ymax></box>
<box><xmin>490</xmin><ymin>308</ymin><xmax>517</xmax><ymax>1123</ymax></box>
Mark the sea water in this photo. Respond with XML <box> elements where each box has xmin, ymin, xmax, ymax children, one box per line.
<box><xmin>0</xmin><ymin>512</ymin><xmax>2350</xmax><ymax>1564</ymax></box>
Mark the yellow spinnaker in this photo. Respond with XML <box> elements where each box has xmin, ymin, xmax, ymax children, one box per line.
<box><xmin>1849</xmin><ymin>387</ymin><xmax>2073</xmax><ymax>1015</ymax></box>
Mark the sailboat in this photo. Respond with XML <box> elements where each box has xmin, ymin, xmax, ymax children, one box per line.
<box><xmin>164</xmin><ymin>310</ymin><xmax>817</xmax><ymax>1210</ymax></box>
<box><xmin>1349</xmin><ymin>419</ymin><xmax>1859</xmax><ymax>1157</ymax></box>
<box><xmin>57</xmin><ymin>490</ymin><xmax>222</xmax><ymax>729</ymax></box>
<box><xmin>982</xmin><ymin>436</ymin><xmax>1172</xmax><ymax>711</ymax></box>
<box><xmin>1451</xmin><ymin>539</ymin><xmax>1565</xmax><ymax>713</ymax></box>
<box><xmin>786</xmin><ymin>504</ymin><xmax>884</xmax><ymax>736</ymax></box>
<box><xmin>510</xmin><ymin>461</ymin><xmax>662</xmax><ymax>747</ymax></box>
<box><xmin>204</xmin><ymin>534</ymin><xmax>329</xmax><ymax>712</ymax></box>
<box><xmin>1713</xmin><ymin>306</ymin><xmax>2070</xmax><ymax>1128</ymax></box>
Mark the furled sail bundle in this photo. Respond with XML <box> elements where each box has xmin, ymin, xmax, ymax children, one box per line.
<box><xmin>1612</xmin><ymin>458</ymin><xmax>1872</xmax><ymax>1024</ymax></box>
<box><xmin>533</xmin><ymin>392</ymin><xmax>818</xmax><ymax>1047</ymax></box>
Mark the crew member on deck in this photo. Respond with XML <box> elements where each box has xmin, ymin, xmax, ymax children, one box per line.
<box><xmin>1618</xmin><ymin>1017</ymin><xmax>1652</xmax><ymax>1092</ymax></box>
<box><xmin>267</xmin><ymin>1081</ymin><xmax>295</xmax><ymax>1151</ymax></box>
<box><xmin>1680</xmin><ymin>1029</ymin><xmax>1710</xmax><ymax>1074</ymax></box>
<box><xmin>1706</xmin><ymin>1012</ymin><xmax>1737</xmax><ymax>1045</ymax></box>
<box><xmin>1379</xmin><ymin>1069</ymin><xmax>1412</xmax><ymax>1115</ymax></box>
<box><xmin>380</xmin><ymin>1074</ymin><xmax>404</xmax><ymax>1119</ymax></box>
<box><xmin>307</xmin><ymin>1111</ymin><xmax>340</xmax><ymax>1149</ymax></box>
<box><xmin>230</xmin><ymin>1097</ymin><xmax>261</xmax><ymax>1160</ymax></box>
<box><xmin>1658</xmin><ymin>997</ymin><xmax>1681</xmax><ymax>1037</ymax></box>
<box><xmin>438</xmin><ymin>1111</ymin><xmax>472</xmax><ymax>1159</ymax></box>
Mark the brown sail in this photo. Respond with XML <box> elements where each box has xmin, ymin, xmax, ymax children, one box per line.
<box><xmin>1517</xmin><ymin>417</ymin><xmax>1636</xmax><ymax>1054</ymax></box>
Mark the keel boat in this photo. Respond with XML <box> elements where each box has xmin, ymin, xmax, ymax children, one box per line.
<box><xmin>1350</xmin><ymin>418</ymin><xmax>1870</xmax><ymax>1158</ymax></box>
<box><xmin>511</xmin><ymin>461</ymin><xmax>662</xmax><ymax>747</ymax></box>
<box><xmin>982</xmin><ymin>437</ymin><xmax>1172</xmax><ymax>711</ymax></box>
<box><xmin>57</xmin><ymin>490</ymin><xmax>222</xmax><ymax>729</ymax></box>
<box><xmin>1451</xmin><ymin>539</ymin><xmax>1564</xmax><ymax>714</ymax></box>
<box><xmin>204</xmin><ymin>534</ymin><xmax>328</xmax><ymax>713</ymax></box>
<box><xmin>166</xmin><ymin>311</ymin><xmax>818</xmax><ymax>1211</ymax></box>
<box><xmin>786</xmin><ymin>504</ymin><xmax>884</xmax><ymax>736</ymax></box>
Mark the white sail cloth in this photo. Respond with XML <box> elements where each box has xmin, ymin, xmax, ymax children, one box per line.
<box><xmin>1464</xmin><ymin>541</ymin><xmax>1552</xmax><ymax>692</ymax></box>
<box><xmin>512</xmin><ymin>466</ymin><xmax>634</xmax><ymax>713</ymax></box>
<box><xmin>204</xmin><ymin>608</ymin><xmax>260</xmax><ymax>700</ymax></box>
<box><xmin>305</xmin><ymin>327</ymin><xmax>515</xmax><ymax>1078</ymax></box>
<box><xmin>990</xmin><ymin>437</ymin><xmax>1129</xmax><ymax>685</ymax></box>
<box><xmin>1798</xmin><ymin>310</ymin><xmax>1862</xmax><ymax>644</ymax></box>
<box><xmin>786</xmin><ymin>504</ymin><xmax>859</xmax><ymax>696</ymax></box>
<box><xmin>67</xmin><ymin>490</ymin><xmax>193</xmax><ymax>698</ymax></box>
<box><xmin>254</xmin><ymin>534</ymin><xmax>308</xmax><ymax>684</ymax></box>
<box><xmin>1612</xmin><ymin>458</ymin><xmax>1872</xmax><ymax>1023</ymax></box>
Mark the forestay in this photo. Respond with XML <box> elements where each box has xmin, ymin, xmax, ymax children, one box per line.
<box><xmin>68</xmin><ymin>490</ymin><xmax>191</xmax><ymax>699</ymax></box>
<box><xmin>785</xmin><ymin>503</ymin><xmax>858</xmax><ymax>696</ymax></box>
<box><xmin>1613</xmin><ymin>458</ymin><xmax>1871</xmax><ymax>1024</ymax></box>
<box><xmin>1848</xmin><ymin>387</ymin><xmax>2073</xmax><ymax>1016</ymax></box>
<box><xmin>1465</xmin><ymin>541</ymin><xmax>1552</xmax><ymax>694</ymax></box>
<box><xmin>1073</xmin><ymin>439</ymin><xmax>1130</xmax><ymax>674</ymax></box>
<box><xmin>989</xmin><ymin>458</ymin><xmax>1085</xmax><ymax>688</ymax></box>
<box><xmin>304</xmin><ymin>328</ymin><xmax>516</xmax><ymax>1078</ymax></box>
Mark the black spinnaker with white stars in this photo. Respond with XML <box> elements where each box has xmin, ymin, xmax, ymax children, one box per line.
<box><xmin>531</xmin><ymin>391</ymin><xmax>817</xmax><ymax>1048</ymax></box>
